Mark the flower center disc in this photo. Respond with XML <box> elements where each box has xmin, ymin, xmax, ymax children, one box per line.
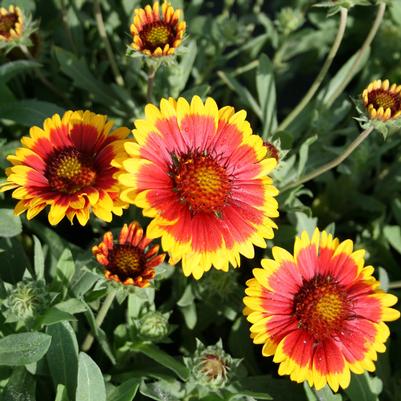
<box><xmin>109</xmin><ymin>245</ymin><xmax>144</xmax><ymax>280</ymax></box>
<box><xmin>171</xmin><ymin>152</ymin><xmax>232</xmax><ymax>215</ymax></box>
<box><xmin>0</xmin><ymin>12</ymin><xmax>18</xmax><ymax>38</ymax></box>
<box><xmin>140</xmin><ymin>21</ymin><xmax>174</xmax><ymax>51</ymax></box>
<box><xmin>45</xmin><ymin>147</ymin><xmax>97</xmax><ymax>194</ymax></box>
<box><xmin>293</xmin><ymin>275</ymin><xmax>350</xmax><ymax>340</ymax></box>
<box><xmin>368</xmin><ymin>89</ymin><xmax>401</xmax><ymax>113</ymax></box>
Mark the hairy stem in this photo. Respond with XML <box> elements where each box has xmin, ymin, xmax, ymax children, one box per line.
<box><xmin>388</xmin><ymin>281</ymin><xmax>401</xmax><ymax>290</ymax></box>
<box><xmin>93</xmin><ymin>0</ymin><xmax>124</xmax><ymax>87</ymax></box>
<box><xmin>278</xmin><ymin>7</ymin><xmax>348</xmax><ymax>132</ymax></box>
<box><xmin>146</xmin><ymin>65</ymin><xmax>157</xmax><ymax>103</ymax></box>
<box><xmin>281</xmin><ymin>126</ymin><xmax>374</xmax><ymax>192</ymax></box>
<box><xmin>325</xmin><ymin>2</ymin><xmax>386</xmax><ymax>107</ymax></box>
<box><xmin>81</xmin><ymin>290</ymin><xmax>117</xmax><ymax>352</ymax></box>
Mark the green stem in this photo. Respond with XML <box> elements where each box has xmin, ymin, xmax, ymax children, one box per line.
<box><xmin>388</xmin><ymin>281</ymin><xmax>401</xmax><ymax>290</ymax></box>
<box><xmin>325</xmin><ymin>2</ymin><xmax>386</xmax><ymax>107</ymax></box>
<box><xmin>281</xmin><ymin>126</ymin><xmax>374</xmax><ymax>192</ymax></box>
<box><xmin>277</xmin><ymin>7</ymin><xmax>348</xmax><ymax>132</ymax></box>
<box><xmin>93</xmin><ymin>0</ymin><xmax>124</xmax><ymax>87</ymax></box>
<box><xmin>146</xmin><ymin>64</ymin><xmax>157</xmax><ymax>103</ymax></box>
<box><xmin>19</xmin><ymin>45</ymin><xmax>70</xmax><ymax>104</ymax></box>
<box><xmin>81</xmin><ymin>290</ymin><xmax>117</xmax><ymax>352</ymax></box>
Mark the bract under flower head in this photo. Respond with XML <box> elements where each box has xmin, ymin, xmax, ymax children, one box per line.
<box><xmin>130</xmin><ymin>1</ymin><xmax>186</xmax><ymax>57</ymax></box>
<box><xmin>0</xmin><ymin>110</ymin><xmax>130</xmax><ymax>225</ymax></box>
<box><xmin>244</xmin><ymin>229</ymin><xmax>400</xmax><ymax>392</ymax></box>
<box><xmin>113</xmin><ymin>96</ymin><xmax>279</xmax><ymax>279</ymax></box>
<box><xmin>92</xmin><ymin>221</ymin><xmax>165</xmax><ymax>287</ymax></box>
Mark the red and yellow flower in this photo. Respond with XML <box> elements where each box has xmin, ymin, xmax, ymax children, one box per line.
<box><xmin>0</xmin><ymin>5</ymin><xmax>23</xmax><ymax>41</ymax></box>
<box><xmin>0</xmin><ymin>111</ymin><xmax>130</xmax><ymax>225</ymax></box>
<box><xmin>244</xmin><ymin>229</ymin><xmax>400</xmax><ymax>392</ymax></box>
<box><xmin>92</xmin><ymin>221</ymin><xmax>165</xmax><ymax>287</ymax></box>
<box><xmin>113</xmin><ymin>96</ymin><xmax>279</xmax><ymax>279</ymax></box>
<box><xmin>130</xmin><ymin>1</ymin><xmax>186</xmax><ymax>57</ymax></box>
<box><xmin>362</xmin><ymin>79</ymin><xmax>401</xmax><ymax>121</ymax></box>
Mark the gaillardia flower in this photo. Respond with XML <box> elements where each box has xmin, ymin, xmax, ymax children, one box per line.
<box><xmin>130</xmin><ymin>1</ymin><xmax>186</xmax><ymax>57</ymax></box>
<box><xmin>92</xmin><ymin>221</ymin><xmax>165</xmax><ymax>287</ymax></box>
<box><xmin>244</xmin><ymin>229</ymin><xmax>400</xmax><ymax>392</ymax></box>
<box><xmin>0</xmin><ymin>111</ymin><xmax>130</xmax><ymax>225</ymax></box>
<box><xmin>0</xmin><ymin>5</ymin><xmax>23</xmax><ymax>41</ymax></box>
<box><xmin>114</xmin><ymin>96</ymin><xmax>279</xmax><ymax>279</ymax></box>
<box><xmin>362</xmin><ymin>79</ymin><xmax>401</xmax><ymax>121</ymax></box>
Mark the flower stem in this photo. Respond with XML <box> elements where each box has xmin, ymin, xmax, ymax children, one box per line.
<box><xmin>325</xmin><ymin>2</ymin><xmax>386</xmax><ymax>107</ymax></box>
<box><xmin>19</xmin><ymin>45</ymin><xmax>70</xmax><ymax>104</ymax></box>
<box><xmin>146</xmin><ymin>64</ymin><xmax>157</xmax><ymax>103</ymax></box>
<box><xmin>81</xmin><ymin>289</ymin><xmax>117</xmax><ymax>352</ymax></box>
<box><xmin>281</xmin><ymin>126</ymin><xmax>375</xmax><ymax>192</ymax></box>
<box><xmin>93</xmin><ymin>0</ymin><xmax>124</xmax><ymax>87</ymax></box>
<box><xmin>388</xmin><ymin>281</ymin><xmax>401</xmax><ymax>290</ymax></box>
<box><xmin>277</xmin><ymin>7</ymin><xmax>348</xmax><ymax>132</ymax></box>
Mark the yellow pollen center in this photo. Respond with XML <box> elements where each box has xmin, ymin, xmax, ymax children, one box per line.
<box><xmin>146</xmin><ymin>25</ymin><xmax>170</xmax><ymax>46</ymax></box>
<box><xmin>368</xmin><ymin>88</ymin><xmax>401</xmax><ymax>114</ymax></box>
<box><xmin>374</xmin><ymin>93</ymin><xmax>396</xmax><ymax>109</ymax></box>
<box><xmin>45</xmin><ymin>147</ymin><xmax>96</xmax><ymax>194</ymax></box>
<box><xmin>293</xmin><ymin>275</ymin><xmax>350</xmax><ymax>340</ymax></box>
<box><xmin>171</xmin><ymin>152</ymin><xmax>232</xmax><ymax>215</ymax></box>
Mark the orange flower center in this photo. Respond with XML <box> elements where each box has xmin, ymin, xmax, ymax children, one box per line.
<box><xmin>140</xmin><ymin>21</ymin><xmax>174</xmax><ymax>51</ymax></box>
<box><xmin>45</xmin><ymin>147</ymin><xmax>97</xmax><ymax>194</ymax></box>
<box><xmin>367</xmin><ymin>89</ymin><xmax>401</xmax><ymax>113</ymax></box>
<box><xmin>0</xmin><ymin>12</ymin><xmax>18</xmax><ymax>38</ymax></box>
<box><xmin>170</xmin><ymin>152</ymin><xmax>232</xmax><ymax>215</ymax></box>
<box><xmin>108</xmin><ymin>245</ymin><xmax>145</xmax><ymax>281</ymax></box>
<box><xmin>293</xmin><ymin>275</ymin><xmax>351</xmax><ymax>340</ymax></box>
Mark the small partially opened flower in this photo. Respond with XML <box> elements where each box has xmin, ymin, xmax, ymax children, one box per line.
<box><xmin>130</xmin><ymin>1</ymin><xmax>186</xmax><ymax>57</ymax></box>
<box><xmin>0</xmin><ymin>5</ymin><xmax>23</xmax><ymax>42</ymax></box>
<box><xmin>362</xmin><ymin>79</ymin><xmax>401</xmax><ymax>121</ymax></box>
<box><xmin>113</xmin><ymin>96</ymin><xmax>279</xmax><ymax>279</ymax></box>
<box><xmin>0</xmin><ymin>111</ymin><xmax>130</xmax><ymax>225</ymax></box>
<box><xmin>92</xmin><ymin>221</ymin><xmax>165</xmax><ymax>287</ymax></box>
<box><xmin>244</xmin><ymin>229</ymin><xmax>400</xmax><ymax>392</ymax></box>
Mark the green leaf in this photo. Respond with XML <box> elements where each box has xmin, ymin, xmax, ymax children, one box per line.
<box><xmin>345</xmin><ymin>373</ymin><xmax>381</xmax><ymax>401</ymax></box>
<box><xmin>383</xmin><ymin>225</ymin><xmax>401</xmax><ymax>254</ymax></box>
<box><xmin>0</xmin><ymin>332</ymin><xmax>52</xmax><ymax>366</ymax></box>
<box><xmin>37</xmin><ymin>307</ymin><xmax>76</xmax><ymax>327</ymax></box>
<box><xmin>0</xmin><ymin>209</ymin><xmax>22</xmax><ymax>238</ymax></box>
<box><xmin>33</xmin><ymin>235</ymin><xmax>45</xmax><ymax>279</ymax></box>
<box><xmin>2</xmin><ymin>367</ymin><xmax>36</xmax><ymax>401</ymax></box>
<box><xmin>76</xmin><ymin>353</ymin><xmax>106</xmax><ymax>401</ymax></box>
<box><xmin>54</xmin><ymin>47</ymin><xmax>120</xmax><ymax>109</ymax></box>
<box><xmin>304</xmin><ymin>383</ymin><xmax>342</xmax><ymax>401</ymax></box>
<box><xmin>0</xmin><ymin>60</ymin><xmax>41</xmax><ymax>83</ymax></box>
<box><xmin>0</xmin><ymin>100</ymin><xmax>65</xmax><ymax>126</ymax></box>
<box><xmin>172</xmin><ymin>40</ymin><xmax>198</xmax><ymax>96</ymax></box>
<box><xmin>107</xmin><ymin>378</ymin><xmax>141</xmax><ymax>401</ymax></box>
<box><xmin>256</xmin><ymin>54</ymin><xmax>277</xmax><ymax>138</ymax></box>
<box><xmin>47</xmin><ymin>322</ymin><xmax>78</xmax><ymax>400</ymax></box>
<box><xmin>55</xmin><ymin>298</ymin><xmax>88</xmax><ymax>314</ymax></box>
<box><xmin>56</xmin><ymin>248</ymin><xmax>76</xmax><ymax>285</ymax></box>
<box><xmin>134</xmin><ymin>343</ymin><xmax>189</xmax><ymax>381</ymax></box>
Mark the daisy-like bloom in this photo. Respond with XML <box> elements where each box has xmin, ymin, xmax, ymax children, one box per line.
<box><xmin>92</xmin><ymin>221</ymin><xmax>165</xmax><ymax>287</ymax></box>
<box><xmin>0</xmin><ymin>111</ymin><xmax>130</xmax><ymax>225</ymax></box>
<box><xmin>0</xmin><ymin>5</ymin><xmax>23</xmax><ymax>41</ymax></box>
<box><xmin>244</xmin><ymin>229</ymin><xmax>400</xmax><ymax>392</ymax></box>
<box><xmin>114</xmin><ymin>96</ymin><xmax>279</xmax><ymax>279</ymax></box>
<box><xmin>130</xmin><ymin>1</ymin><xmax>186</xmax><ymax>57</ymax></box>
<box><xmin>362</xmin><ymin>79</ymin><xmax>401</xmax><ymax>121</ymax></box>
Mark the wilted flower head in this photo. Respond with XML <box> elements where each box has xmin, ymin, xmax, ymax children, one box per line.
<box><xmin>362</xmin><ymin>79</ymin><xmax>401</xmax><ymax>121</ymax></box>
<box><xmin>138</xmin><ymin>311</ymin><xmax>169</xmax><ymax>340</ymax></box>
<box><xmin>185</xmin><ymin>339</ymin><xmax>241</xmax><ymax>390</ymax></box>
<box><xmin>3</xmin><ymin>279</ymin><xmax>49</xmax><ymax>323</ymax></box>
<box><xmin>92</xmin><ymin>221</ymin><xmax>165</xmax><ymax>287</ymax></box>
<box><xmin>130</xmin><ymin>1</ymin><xmax>186</xmax><ymax>57</ymax></box>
